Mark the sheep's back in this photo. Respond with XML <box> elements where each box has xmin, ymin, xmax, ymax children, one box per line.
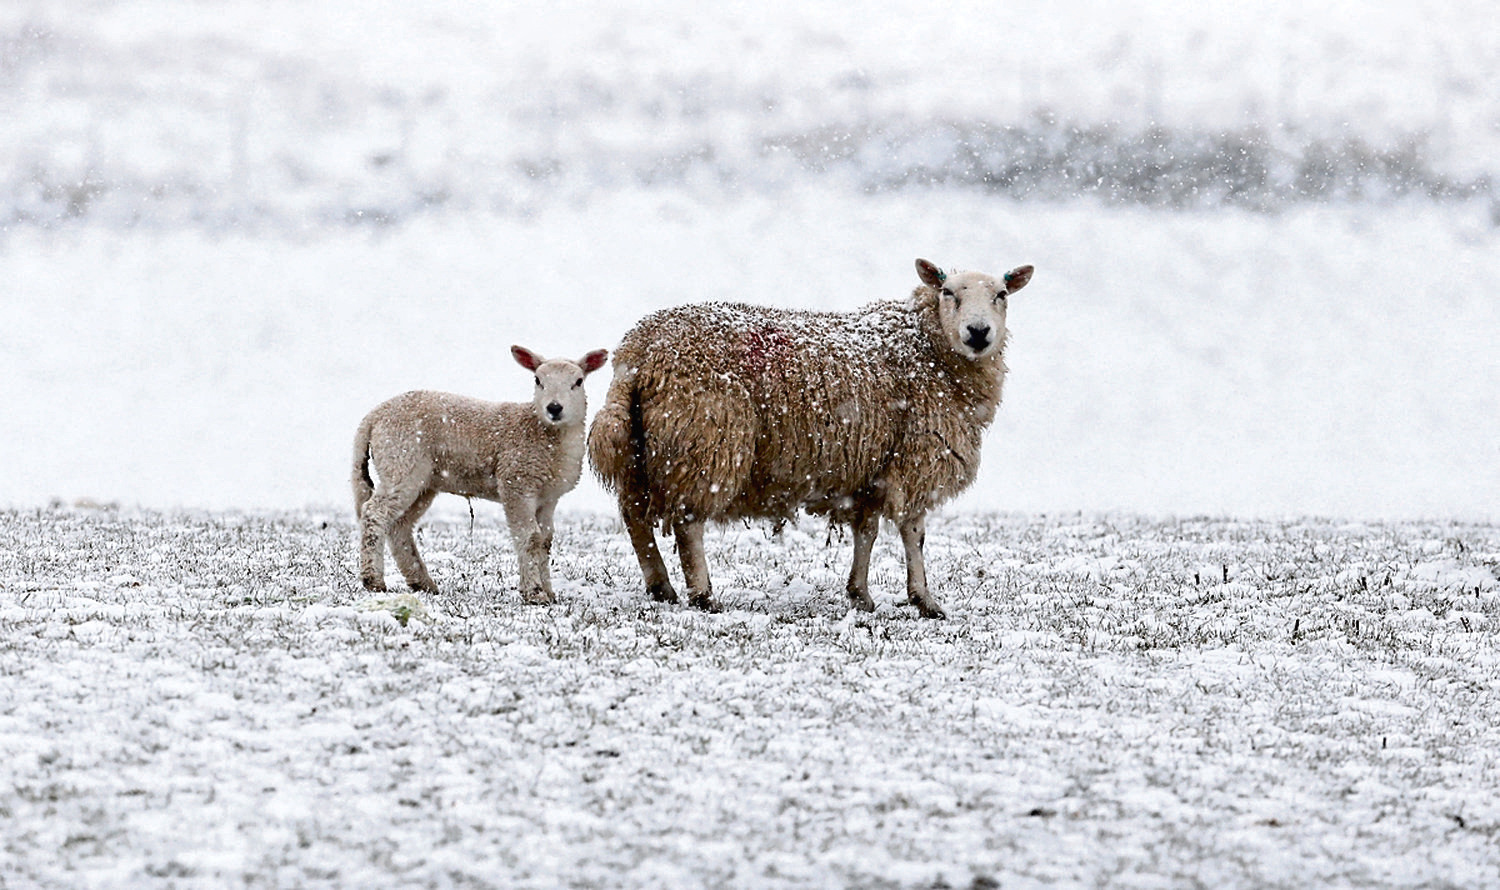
<box><xmin>616</xmin><ymin>301</ymin><xmax>926</xmax><ymax>522</ymax></box>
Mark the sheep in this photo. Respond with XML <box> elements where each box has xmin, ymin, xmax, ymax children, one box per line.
<box><xmin>588</xmin><ymin>258</ymin><xmax>1034</xmax><ymax>619</ymax></box>
<box><xmin>352</xmin><ymin>346</ymin><xmax>608</xmax><ymax>603</ymax></box>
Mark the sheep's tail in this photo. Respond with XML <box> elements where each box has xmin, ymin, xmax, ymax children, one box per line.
<box><xmin>587</xmin><ymin>371</ymin><xmax>640</xmax><ymax>496</ymax></box>
<box><xmin>351</xmin><ymin>413</ymin><xmax>376</xmax><ymax>519</ymax></box>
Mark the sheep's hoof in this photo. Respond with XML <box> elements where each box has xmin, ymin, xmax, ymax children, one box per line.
<box><xmin>847</xmin><ymin>589</ymin><xmax>876</xmax><ymax>612</ymax></box>
<box><xmin>361</xmin><ymin>574</ymin><xmax>387</xmax><ymax>592</ymax></box>
<box><xmin>688</xmin><ymin>593</ymin><xmax>720</xmax><ymax>613</ymax></box>
<box><xmin>409</xmin><ymin>579</ymin><xmax>440</xmax><ymax>595</ymax></box>
<box><xmin>522</xmin><ymin>587</ymin><xmax>555</xmax><ymax>605</ymax></box>
<box><xmin>648</xmin><ymin>582</ymin><xmax>678</xmax><ymax>604</ymax></box>
<box><xmin>913</xmin><ymin>601</ymin><xmax>948</xmax><ymax>620</ymax></box>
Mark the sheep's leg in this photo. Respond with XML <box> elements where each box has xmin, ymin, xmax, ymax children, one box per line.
<box><xmin>359</xmin><ymin>511</ymin><xmax>390</xmax><ymax>591</ymax></box>
<box><xmin>535</xmin><ymin>497</ymin><xmax>558</xmax><ymax>597</ymax></box>
<box><xmin>621</xmin><ymin>496</ymin><xmax>677</xmax><ymax>603</ymax></box>
<box><xmin>359</xmin><ymin>486</ymin><xmax>419</xmax><ymax>592</ymax></box>
<box><xmin>389</xmin><ymin>489</ymin><xmax>439</xmax><ymax>594</ymax></box>
<box><xmin>503</xmin><ymin>495</ymin><xmax>552</xmax><ymax>605</ymax></box>
<box><xmin>674</xmin><ymin>519</ymin><xmax>716</xmax><ymax>611</ymax></box>
<box><xmin>845</xmin><ymin>511</ymin><xmax>879</xmax><ymax>612</ymax></box>
<box><xmin>899</xmin><ymin>515</ymin><xmax>946</xmax><ymax>619</ymax></box>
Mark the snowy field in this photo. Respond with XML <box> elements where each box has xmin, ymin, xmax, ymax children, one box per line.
<box><xmin>4</xmin><ymin>1</ymin><xmax>1500</xmax><ymax>887</ymax></box>
<box><xmin>3</xmin><ymin>507</ymin><xmax>1499</xmax><ymax>887</ymax></box>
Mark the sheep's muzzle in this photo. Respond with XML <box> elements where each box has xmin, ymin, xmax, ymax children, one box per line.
<box><xmin>963</xmin><ymin>324</ymin><xmax>992</xmax><ymax>352</ymax></box>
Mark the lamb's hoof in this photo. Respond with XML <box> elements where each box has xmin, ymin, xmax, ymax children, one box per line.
<box><xmin>648</xmin><ymin>582</ymin><xmax>679</xmax><ymax>604</ymax></box>
<box><xmin>522</xmin><ymin>587</ymin><xmax>556</xmax><ymax>605</ymax></box>
<box><xmin>689</xmin><ymin>593</ymin><xmax>720</xmax><ymax>613</ymax></box>
<box><xmin>361</xmin><ymin>574</ymin><xmax>387</xmax><ymax>592</ymax></box>
<box><xmin>847</xmin><ymin>589</ymin><xmax>876</xmax><ymax>612</ymax></box>
<box><xmin>409</xmin><ymin>580</ymin><xmax>440</xmax><ymax>595</ymax></box>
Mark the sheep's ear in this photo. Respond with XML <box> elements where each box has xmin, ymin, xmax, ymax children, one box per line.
<box><xmin>915</xmin><ymin>258</ymin><xmax>947</xmax><ymax>288</ymax></box>
<box><xmin>511</xmin><ymin>345</ymin><xmax>543</xmax><ymax>371</ymax></box>
<box><xmin>579</xmin><ymin>349</ymin><xmax>609</xmax><ymax>374</ymax></box>
<box><xmin>1003</xmin><ymin>265</ymin><xmax>1034</xmax><ymax>294</ymax></box>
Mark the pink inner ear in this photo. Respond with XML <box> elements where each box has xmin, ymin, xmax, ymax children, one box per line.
<box><xmin>915</xmin><ymin>259</ymin><xmax>946</xmax><ymax>288</ymax></box>
<box><xmin>581</xmin><ymin>349</ymin><xmax>609</xmax><ymax>373</ymax></box>
<box><xmin>511</xmin><ymin>346</ymin><xmax>541</xmax><ymax>371</ymax></box>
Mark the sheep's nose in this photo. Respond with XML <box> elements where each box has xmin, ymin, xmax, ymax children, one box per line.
<box><xmin>547</xmin><ymin>402</ymin><xmax>564</xmax><ymax>420</ymax></box>
<box><xmin>964</xmin><ymin>324</ymin><xmax>991</xmax><ymax>348</ymax></box>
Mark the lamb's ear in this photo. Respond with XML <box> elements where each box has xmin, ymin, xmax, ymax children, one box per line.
<box><xmin>579</xmin><ymin>349</ymin><xmax>609</xmax><ymax>374</ymax></box>
<box><xmin>915</xmin><ymin>258</ymin><xmax>947</xmax><ymax>288</ymax></box>
<box><xmin>1003</xmin><ymin>265</ymin><xmax>1034</xmax><ymax>294</ymax></box>
<box><xmin>511</xmin><ymin>345</ymin><xmax>543</xmax><ymax>371</ymax></box>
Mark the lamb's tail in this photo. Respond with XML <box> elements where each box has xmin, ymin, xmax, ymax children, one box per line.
<box><xmin>587</xmin><ymin>370</ymin><xmax>641</xmax><ymax>496</ymax></box>
<box><xmin>351</xmin><ymin>413</ymin><xmax>376</xmax><ymax>519</ymax></box>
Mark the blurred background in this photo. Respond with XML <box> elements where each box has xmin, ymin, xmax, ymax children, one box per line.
<box><xmin>2</xmin><ymin>0</ymin><xmax>1497</xmax><ymax>519</ymax></box>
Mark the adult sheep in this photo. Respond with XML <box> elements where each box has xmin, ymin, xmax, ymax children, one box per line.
<box><xmin>588</xmin><ymin>258</ymin><xmax>1034</xmax><ymax>618</ymax></box>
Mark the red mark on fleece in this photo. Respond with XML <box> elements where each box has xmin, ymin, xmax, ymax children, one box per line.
<box><xmin>738</xmin><ymin>326</ymin><xmax>796</xmax><ymax>377</ymax></box>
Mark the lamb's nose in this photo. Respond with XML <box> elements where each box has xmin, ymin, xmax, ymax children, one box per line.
<box><xmin>547</xmin><ymin>402</ymin><xmax>564</xmax><ymax>419</ymax></box>
<box><xmin>965</xmin><ymin>324</ymin><xmax>991</xmax><ymax>348</ymax></box>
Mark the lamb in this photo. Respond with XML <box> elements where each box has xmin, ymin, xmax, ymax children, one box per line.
<box><xmin>352</xmin><ymin>346</ymin><xmax>608</xmax><ymax>603</ymax></box>
<box><xmin>588</xmin><ymin>258</ymin><xmax>1034</xmax><ymax>619</ymax></box>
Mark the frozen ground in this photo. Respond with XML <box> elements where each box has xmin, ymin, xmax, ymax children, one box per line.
<box><xmin>2</xmin><ymin>507</ymin><xmax>1498</xmax><ymax>888</ymax></box>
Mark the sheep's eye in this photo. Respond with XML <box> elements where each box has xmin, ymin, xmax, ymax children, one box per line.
<box><xmin>572</xmin><ymin>377</ymin><xmax>583</xmax><ymax>389</ymax></box>
<box><xmin>534</xmin><ymin>376</ymin><xmax>541</xmax><ymax>387</ymax></box>
<box><xmin>941</xmin><ymin>288</ymin><xmax>955</xmax><ymax>299</ymax></box>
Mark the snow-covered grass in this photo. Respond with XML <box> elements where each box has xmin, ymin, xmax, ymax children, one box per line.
<box><xmin>3</xmin><ymin>506</ymin><xmax>1498</xmax><ymax>887</ymax></box>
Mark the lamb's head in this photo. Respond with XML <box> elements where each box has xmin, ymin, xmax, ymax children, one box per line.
<box><xmin>916</xmin><ymin>258</ymin><xmax>1034</xmax><ymax>361</ymax></box>
<box><xmin>511</xmin><ymin>346</ymin><xmax>609</xmax><ymax>427</ymax></box>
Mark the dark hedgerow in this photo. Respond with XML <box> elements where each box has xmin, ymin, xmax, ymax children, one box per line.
<box><xmin>7</xmin><ymin>111</ymin><xmax>1493</xmax><ymax>233</ymax></box>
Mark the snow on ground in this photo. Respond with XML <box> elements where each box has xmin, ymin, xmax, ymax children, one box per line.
<box><xmin>2</xmin><ymin>507</ymin><xmax>1498</xmax><ymax>887</ymax></box>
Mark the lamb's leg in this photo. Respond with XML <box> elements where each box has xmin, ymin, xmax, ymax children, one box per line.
<box><xmin>359</xmin><ymin>485</ymin><xmax>419</xmax><ymax>592</ymax></box>
<box><xmin>359</xmin><ymin>512</ymin><xmax>389</xmax><ymax>591</ymax></box>
<box><xmin>503</xmin><ymin>494</ymin><xmax>551</xmax><ymax>605</ymax></box>
<box><xmin>898</xmin><ymin>514</ymin><xmax>946</xmax><ymax>619</ymax></box>
<box><xmin>389</xmin><ymin>489</ymin><xmax>439</xmax><ymax>594</ymax></box>
<box><xmin>535</xmin><ymin>497</ymin><xmax>558</xmax><ymax>597</ymax></box>
<box><xmin>845</xmin><ymin>511</ymin><xmax>879</xmax><ymax>612</ymax></box>
<box><xmin>674</xmin><ymin>518</ymin><xmax>715</xmax><ymax>611</ymax></box>
<box><xmin>621</xmin><ymin>495</ymin><xmax>677</xmax><ymax>603</ymax></box>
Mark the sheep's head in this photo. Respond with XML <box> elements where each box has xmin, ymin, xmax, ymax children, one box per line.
<box><xmin>512</xmin><ymin>346</ymin><xmax>609</xmax><ymax>427</ymax></box>
<box><xmin>916</xmin><ymin>258</ymin><xmax>1033</xmax><ymax>361</ymax></box>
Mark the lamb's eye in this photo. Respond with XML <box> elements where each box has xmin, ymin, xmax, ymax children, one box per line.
<box><xmin>942</xmin><ymin>288</ymin><xmax>955</xmax><ymax>299</ymax></box>
<box><xmin>534</xmin><ymin>376</ymin><xmax>541</xmax><ymax>387</ymax></box>
<box><xmin>572</xmin><ymin>378</ymin><xmax>583</xmax><ymax>389</ymax></box>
